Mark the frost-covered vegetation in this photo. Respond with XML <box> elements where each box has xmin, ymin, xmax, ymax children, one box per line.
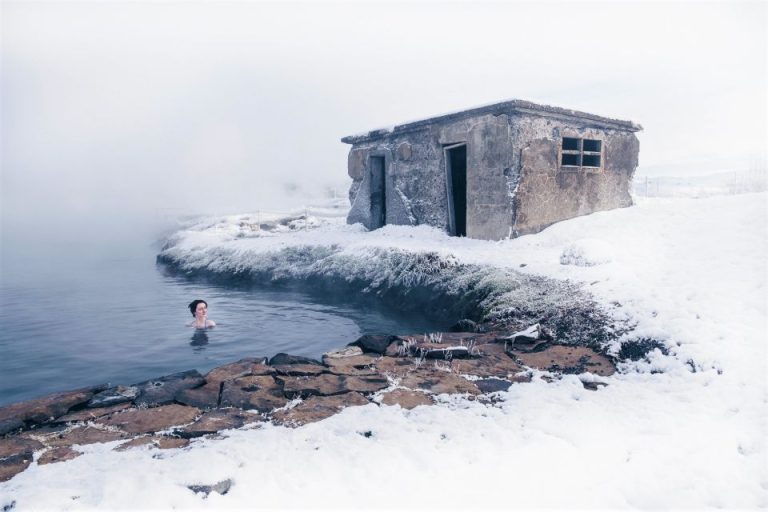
<box><xmin>158</xmin><ymin>212</ymin><xmax>627</xmax><ymax>352</ymax></box>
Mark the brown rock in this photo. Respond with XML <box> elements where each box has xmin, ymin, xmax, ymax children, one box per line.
<box><xmin>114</xmin><ymin>435</ymin><xmax>189</xmax><ymax>451</ymax></box>
<box><xmin>272</xmin><ymin>392</ymin><xmax>369</xmax><ymax>427</ymax></box>
<box><xmin>205</xmin><ymin>358</ymin><xmax>274</xmax><ymax>383</ymax></box>
<box><xmin>272</xmin><ymin>364</ymin><xmax>327</xmax><ymax>377</ymax></box>
<box><xmin>379</xmin><ymin>389</ymin><xmax>434</xmax><ymax>409</ymax></box>
<box><xmin>0</xmin><ymin>453</ymin><xmax>33</xmax><ymax>482</ymax></box>
<box><xmin>176</xmin><ymin>359</ymin><xmax>275</xmax><ymax>409</ymax></box>
<box><xmin>373</xmin><ymin>356</ymin><xmax>419</xmax><ymax>377</ymax></box>
<box><xmin>511</xmin><ymin>345</ymin><xmax>615</xmax><ymax>376</ymax></box>
<box><xmin>0</xmin><ymin>437</ymin><xmax>44</xmax><ymax>458</ymax></box>
<box><xmin>56</xmin><ymin>402</ymin><xmax>133</xmax><ymax>423</ymax></box>
<box><xmin>449</xmin><ymin>343</ymin><xmax>525</xmax><ymax>379</ymax></box>
<box><xmin>0</xmin><ymin>385</ymin><xmax>106</xmax><ymax>434</ymax></box>
<box><xmin>277</xmin><ymin>374</ymin><xmax>388</xmax><ymax>398</ymax></box>
<box><xmin>399</xmin><ymin>368</ymin><xmax>481</xmax><ymax>395</ymax></box>
<box><xmin>154</xmin><ymin>437</ymin><xmax>190</xmax><ymax>449</ymax></box>
<box><xmin>98</xmin><ymin>404</ymin><xmax>201</xmax><ymax>434</ymax></box>
<box><xmin>133</xmin><ymin>370</ymin><xmax>205</xmax><ymax>407</ymax></box>
<box><xmin>175</xmin><ymin>383</ymin><xmax>221</xmax><ymax>410</ymax></box>
<box><xmin>42</xmin><ymin>426</ymin><xmax>129</xmax><ymax>447</ymax></box>
<box><xmin>38</xmin><ymin>446</ymin><xmax>81</xmax><ymax>465</ymax></box>
<box><xmin>175</xmin><ymin>409</ymin><xmax>260</xmax><ymax>438</ymax></box>
<box><xmin>324</xmin><ymin>354</ymin><xmax>381</xmax><ymax>376</ymax></box>
<box><xmin>219</xmin><ymin>376</ymin><xmax>288</xmax><ymax>412</ymax></box>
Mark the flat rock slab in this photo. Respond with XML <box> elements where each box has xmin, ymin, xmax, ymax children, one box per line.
<box><xmin>0</xmin><ymin>385</ymin><xmax>106</xmax><ymax>434</ymax></box>
<box><xmin>277</xmin><ymin>374</ymin><xmax>388</xmax><ymax>398</ymax></box>
<box><xmin>114</xmin><ymin>436</ymin><xmax>190</xmax><ymax>452</ymax></box>
<box><xmin>56</xmin><ymin>402</ymin><xmax>133</xmax><ymax>423</ymax></box>
<box><xmin>399</xmin><ymin>368</ymin><xmax>481</xmax><ymax>396</ymax></box>
<box><xmin>175</xmin><ymin>383</ymin><xmax>222</xmax><ymax>410</ymax></box>
<box><xmin>98</xmin><ymin>404</ymin><xmax>201</xmax><ymax>434</ymax></box>
<box><xmin>372</xmin><ymin>356</ymin><xmax>420</xmax><ymax>378</ymax></box>
<box><xmin>268</xmin><ymin>353</ymin><xmax>322</xmax><ymax>366</ymax></box>
<box><xmin>38</xmin><ymin>446</ymin><xmax>81</xmax><ymax>465</ymax></box>
<box><xmin>205</xmin><ymin>358</ymin><xmax>273</xmax><ymax>383</ymax></box>
<box><xmin>511</xmin><ymin>346</ymin><xmax>615</xmax><ymax>376</ymax></box>
<box><xmin>0</xmin><ymin>437</ymin><xmax>44</xmax><ymax>459</ymax></box>
<box><xmin>133</xmin><ymin>370</ymin><xmax>205</xmax><ymax>407</ymax></box>
<box><xmin>175</xmin><ymin>409</ymin><xmax>260</xmax><ymax>439</ymax></box>
<box><xmin>39</xmin><ymin>426</ymin><xmax>128</xmax><ymax>448</ymax></box>
<box><xmin>323</xmin><ymin>354</ymin><xmax>381</xmax><ymax>376</ymax></box>
<box><xmin>272</xmin><ymin>392</ymin><xmax>369</xmax><ymax>427</ymax></box>
<box><xmin>450</xmin><ymin>343</ymin><xmax>525</xmax><ymax>379</ymax></box>
<box><xmin>88</xmin><ymin>385</ymin><xmax>139</xmax><ymax>408</ymax></box>
<box><xmin>272</xmin><ymin>364</ymin><xmax>327</xmax><ymax>377</ymax></box>
<box><xmin>0</xmin><ymin>453</ymin><xmax>33</xmax><ymax>483</ymax></box>
<box><xmin>379</xmin><ymin>389</ymin><xmax>434</xmax><ymax>409</ymax></box>
<box><xmin>219</xmin><ymin>376</ymin><xmax>288</xmax><ymax>412</ymax></box>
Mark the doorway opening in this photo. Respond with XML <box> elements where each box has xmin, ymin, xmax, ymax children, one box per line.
<box><xmin>444</xmin><ymin>144</ymin><xmax>467</xmax><ymax>236</ymax></box>
<box><xmin>369</xmin><ymin>156</ymin><xmax>386</xmax><ymax>229</ymax></box>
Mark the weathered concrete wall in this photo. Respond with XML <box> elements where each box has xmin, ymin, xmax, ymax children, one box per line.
<box><xmin>346</xmin><ymin>110</ymin><xmax>639</xmax><ymax>240</ymax></box>
<box><xmin>509</xmin><ymin>116</ymin><xmax>639</xmax><ymax>236</ymax></box>
<box><xmin>346</xmin><ymin>114</ymin><xmax>514</xmax><ymax>239</ymax></box>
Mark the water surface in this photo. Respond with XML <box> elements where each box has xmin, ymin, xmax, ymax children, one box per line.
<box><xmin>0</xmin><ymin>235</ymin><xmax>442</xmax><ymax>407</ymax></box>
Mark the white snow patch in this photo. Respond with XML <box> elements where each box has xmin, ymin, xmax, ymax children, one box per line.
<box><xmin>559</xmin><ymin>238</ymin><xmax>615</xmax><ymax>266</ymax></box>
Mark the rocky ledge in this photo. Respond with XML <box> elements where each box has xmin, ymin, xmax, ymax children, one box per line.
<box><xmin>0</xmin><ymin>327</ymin><xmax>615</xmax><ymax>483</ymax></box>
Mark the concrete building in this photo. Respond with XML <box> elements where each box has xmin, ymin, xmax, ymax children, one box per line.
<box><xmin>342</xmin><ymin>99</ymin><xmax>641</xmax><ymax>240</ymax></box>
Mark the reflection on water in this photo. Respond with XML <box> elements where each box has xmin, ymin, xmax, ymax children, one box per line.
<box><xmin>190</xmin><ymin>329</ymin><xmax>210</xmax><ymax>348</ymax></box>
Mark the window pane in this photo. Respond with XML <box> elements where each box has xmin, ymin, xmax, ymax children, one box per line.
<box><xmin>582</xmin><ymin>154</ymin><xmax>601</xmax><ymax>167</ymax></box>
<box><xmin>583</xmin><ymin>139</ymin><xmax>602</xmax><ymax>152</ymax></box>
<box><xmin>562</xmin><ymin>153</ymin><xmax>581</xmax><ymax>166</ymax></box>
<box><xmin>562</xmin><ymin>137</ymin><xmax>580</xmax><ymax>151</ymax></box>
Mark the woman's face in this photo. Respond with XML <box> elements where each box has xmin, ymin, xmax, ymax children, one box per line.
<box><xmin>195</xmin><ymin>302</ymin><xmax>208</xmax><ymax>318</ymax></box>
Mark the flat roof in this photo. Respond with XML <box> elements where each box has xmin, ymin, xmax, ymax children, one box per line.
<box><xmin>341</xmin><ymin>99</ymin><xmax>642</xmax><ymax>144</ymax></box>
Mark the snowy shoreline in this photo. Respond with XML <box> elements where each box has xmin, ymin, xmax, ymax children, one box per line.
<box><xmin>2</xmin><ymin>193</ymin><xmax>766</xmax><ymax>509</ymax></box>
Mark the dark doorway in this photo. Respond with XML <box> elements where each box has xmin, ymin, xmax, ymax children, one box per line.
<box><xmin>445</xmin><ymin>144</ymin><xmax>467</xmax><ymax>236</ymax></box>
<box><xmin>369</xmin><ymin>156</ymin><xmax>386</xmax><ymax>229</ymax></box>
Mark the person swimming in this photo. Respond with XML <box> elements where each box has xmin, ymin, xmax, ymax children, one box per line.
<box><xmin>188</xmin><ymin>299</ymin><xmax>216</xmax><ymax>329</ymax></box>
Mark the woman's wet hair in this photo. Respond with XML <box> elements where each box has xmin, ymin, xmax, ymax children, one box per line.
<box><xmin>188</xmin><ymin>299</ymin><xmax>208</xmax><ymax>317</ymax></box>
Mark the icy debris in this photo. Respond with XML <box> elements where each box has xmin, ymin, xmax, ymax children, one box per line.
<box><xmin>559</xmin><ymin>238</ymin><xmax>614</xmax><ymax>266</ymax></box>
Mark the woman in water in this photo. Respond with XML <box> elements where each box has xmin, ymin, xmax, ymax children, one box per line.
<box><xmin>188</xmin><ymin>299</ymin><xmax>216</xmax><ymax>329</ymax></box>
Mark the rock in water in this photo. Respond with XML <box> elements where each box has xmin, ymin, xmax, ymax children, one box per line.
<box><xmin>133</xmin><ymin>370</ymin><xmax>205</xmax><ymax>407</ymax></box>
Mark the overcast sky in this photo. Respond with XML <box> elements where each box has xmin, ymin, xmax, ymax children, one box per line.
<box><xmin>1</xmin><ymin>0</ymin><xmax>766</xmax><ymax>242</ymax></box>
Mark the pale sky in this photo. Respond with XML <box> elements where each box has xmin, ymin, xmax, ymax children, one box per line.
<box><xmin>1</xmin><ymin>0</ymin><xmax>766</xmax><ymax>237</ymax></box>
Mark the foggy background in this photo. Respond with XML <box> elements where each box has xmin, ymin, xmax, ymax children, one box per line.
<box><xmin>1</xmin><ymin>1</ymin><xmax>766</xmax><ymax>270</ymax></box>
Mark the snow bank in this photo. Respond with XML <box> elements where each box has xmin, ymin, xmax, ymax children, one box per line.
<box><xmin>2</xmin><ymin>193</ymin><xmax>766</xmax><ymax>509</ymax></box>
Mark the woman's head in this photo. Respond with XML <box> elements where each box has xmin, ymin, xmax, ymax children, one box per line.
<box><xmin>188</xmin><ymin>299</ymin><xmax>208</xmax><ymax>318</ymax></box>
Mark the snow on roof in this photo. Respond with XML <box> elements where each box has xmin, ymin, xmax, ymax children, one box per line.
<box><xmin>341</xmin><ymin>98</ymin><xmax>642</xmax><ymax>144</ymax></box>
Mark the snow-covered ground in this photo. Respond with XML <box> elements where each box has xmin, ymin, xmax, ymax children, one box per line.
<box><xmin>2</xmin><ymin>193</ymin><xmax>766</xmax><ymax>509</ymax></box>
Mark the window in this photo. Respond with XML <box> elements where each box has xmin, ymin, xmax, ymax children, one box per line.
<box><xmin>560</xmin><ymin>137</ymin><xmax>602</xmax><ymax>169</ymax></box>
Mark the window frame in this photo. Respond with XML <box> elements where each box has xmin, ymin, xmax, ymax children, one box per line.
<box><xmin>559</xmin><ymin>136</ymin><xmax>604</xmax><ymax>172</ymax></box>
